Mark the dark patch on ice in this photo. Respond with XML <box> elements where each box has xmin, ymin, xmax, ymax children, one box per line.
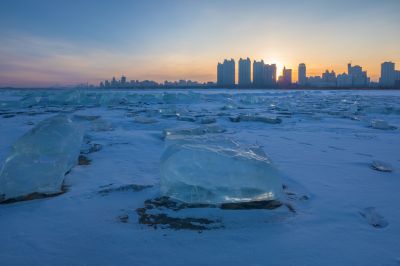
<box><xmin>81</xmin><ymin>143</ymin><xmax>102</xmax><ymax>154</ymax></box>
<box><xmin>137</xmin><ymin>209</ymin><xmax>220</xmax><ymax>231</ymax></box>
<box><xmin>117</xmin><ymin>214</ymin><xmax>129</xmax><ymax>223</ymax></box>
<box><xmin>371</xmin><ymin>160</ymin><xmax>393</xmax><ymax>172</ymax></box>
<box><xmin>78</xmin><ymin>155</ymin><xmax>91</xmax><ymax>165</ymax></box>
<box><xmin>220</xmin><ymin>200</ymin><xmax>282</xmax><ymax>210</ymax></box>
<box><xmin>355</xmin><ymin>152</ymin><xmax>373</xmax><ymax>158</ymax></box>
<box><xmin>328</xmin><ymin>145</ymin><xmax>346</xmax><ymax>151</ymax></box>
<box><xmin>299</xmin><ymin>142</ymin><xmax>312</xmax><ymax>146</ymax></box>
<box><xmin>99</xmin><ymin>183</ymin><xmax>114</xmax><ymax>188</ymax></box>
<box><xmin>73</xmin><ymin>115</ymin><xmax>101</xmax><ymax>121</ymax></box>
<box><xmin>142</xmin><ymin>197</ymin><xmax>213</xmax><ymax>211</ymax></box>
<box><xmin>136</xmin><ymin>197</ymin><xmax>222</xmax><ymax>231</ymax></box>
<box><xmin>359</xmin><ymin>207</ymin><xmax>388</xmax><ymax>228</ymax></box>
<box><xmin>136</xmin><ymin>196</ymin><xmax>290</xmax><ymax>230</ymax></box>
<box><xmin>177</xmin><ymin>116</ymin><xmax>197</xmax><ymax>122</ymax></box>
<box><xmin>229</xmin><ymin>114</ymin><xmax>282</xmax><ymax>124</ymax></box>
<box><xmin>99</xmin><ymin>184</ymin><xmax>153</xmax><ymax>195</ymax></box>
<box><xmin>0</xmin><ymin>184</ymin><xmax>68</xmax><ymax>204</ymax></box>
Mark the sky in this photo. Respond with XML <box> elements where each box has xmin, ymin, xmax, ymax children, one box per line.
<box><xmin>0</xmin><ymin>0</ymin><xmax>399</xmax><ymax>87</ymax></box>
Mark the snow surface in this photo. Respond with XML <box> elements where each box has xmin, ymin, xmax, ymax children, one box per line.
<box><xmin>0</xmin><ymin>89</ymin><xmax>399</xmax><ymax>265</ymax></box>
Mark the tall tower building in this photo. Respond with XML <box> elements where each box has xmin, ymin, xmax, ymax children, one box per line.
<box><xmin>380</xmin><ymin>62</ymin><xmax>396</xmax><ymax>87</ymax></box>
<box><xmin>252</xmin><ymin>60</ymin><xmax>277</xmax><ymax>87</ymax></box>
<box><xmin>217</xmin><ymin>59</ymin><xmax>235</xmax><ymax>87</ymax></box>
<box><xmin>298</xmin><ymin>63</ymin><xmax>306</xmax><ymax>86</ymax></box>
<box><xmin>253</xmin><ymin>60</ymin><xmax>265</xmax><ymax>87</ymax></box>
<box><xmin>278</xmin><ymin>67</ymin><xmax>292</xmax><ymax>86</ymax></box>
<box><xmin>283</xmin><ymin>67</ymin><xmax>292</xmax><ymax>85</ymax></box>
<box><xmin>348</xmin><ymin>63</ymin><xmax>369</xmax><ymax>87</ymax></box>
<box><xmin>217</xmin><ymin>63</ymin><xmax>224</xmax><ymax>86</ymax></box>
<box><xmin>239</xmin><ymin>58</ymin><xmax>251</xmax><ymax>86</ymax></box>
<box><xmin>264</xmin><ymin>64</ymin><xmax>277</xmax><ymax>86</ymax></box>
<box><xmin>121</xmin><ymin>75</ymin><xmax>126</xmax><ymax>85</ymax></box>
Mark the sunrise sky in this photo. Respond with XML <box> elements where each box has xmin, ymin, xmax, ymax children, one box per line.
<box><xmin>0</xmin><ymin>0</ymin><xmax>399</xmax><ymax>87</ymax></box>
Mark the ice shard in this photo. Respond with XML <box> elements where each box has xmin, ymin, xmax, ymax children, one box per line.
<box><xmin>163</xmin><ymin>125</ymin><xmax>226</xmax><ymax>138</ymax></box>
<box><xmin>160</xmin><ymin>137</ymin><xmax>283</xmax><ymax>204</ymax></box>
<box><xmin>0</xmin><ymin>115</ymin><xmax>85</xmax><ymax>202</ymax></box>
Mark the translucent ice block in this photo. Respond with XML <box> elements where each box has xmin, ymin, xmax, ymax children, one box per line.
<box><xmin>0</xmin><ymin>115</ymin><xmax>85</xmax><ymax>202</ymax></box>
<box><xmin>160</xmin><ymin>137</ymin><xmax>283</xmax><ymax>204</ymax></box>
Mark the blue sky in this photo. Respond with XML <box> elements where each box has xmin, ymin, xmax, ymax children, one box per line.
<box><xmin>0</xmin><ymin>0</ymin><xmax>399</xmax><ymax>87</ymax></box>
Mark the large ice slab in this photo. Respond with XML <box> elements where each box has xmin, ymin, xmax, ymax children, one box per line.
<box><xmin>0</xmin><ymin>115</ymin><xmax>85</xmax><ymax>202</ymax></box>
<box><xmin>160</xmin><ymin>137</ymin><xmax>283</xmax><ymax>204</ymax></box>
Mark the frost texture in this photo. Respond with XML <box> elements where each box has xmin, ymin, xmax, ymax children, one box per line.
<box><xmin>0</xmin><ymin>115</ymin><xmax>84</xmax><ymax>202</ymax></box>
<box><xmin>160</xmin><ymin>137</ymin><xmax>283</xmax><ymax>204</ymax></box>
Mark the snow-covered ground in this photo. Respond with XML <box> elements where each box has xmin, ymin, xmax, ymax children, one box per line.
<box><xmin>0</xmin><ymin>89</ymin><xmax>399</xmax><ymax>266</ymax></box>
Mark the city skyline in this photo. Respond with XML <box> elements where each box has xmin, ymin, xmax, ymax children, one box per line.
<box><xmin>99</xmin><ymin>59</ymin><xmax>399</xmax><ymax>89</ymax></box>
<box><xmin>1</xmin><ymin>0</ymin><xmax>400</xmax><ymax>87</ymax></box>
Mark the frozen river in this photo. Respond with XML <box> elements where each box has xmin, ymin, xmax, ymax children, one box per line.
<box><xmin>0</xmin><ymin>89</ymin><xmax>399</xmax><ymax>265</ymax></box>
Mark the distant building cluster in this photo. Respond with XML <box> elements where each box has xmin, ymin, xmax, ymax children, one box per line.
<box><xmin>100</xmin><ymin>76</ymin><xmax>213</xmax><ymax>88</ymax></box>
<box><xmin>216</xmin><ymin>58</ymin><xmax>400</xmax><ymax>88</ymax></box>
<box><xmin>305</xmin><ymin>64</ymin><xmax>370</xmax><ymax>88</ymax></box>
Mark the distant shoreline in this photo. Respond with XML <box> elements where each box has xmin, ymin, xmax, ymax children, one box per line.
<box><xmin>1</xmin><ymin>86</ymin><xmax>399</xmax><ymax>91</ymax></box>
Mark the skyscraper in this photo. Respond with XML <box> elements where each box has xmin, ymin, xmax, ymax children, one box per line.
<box><xmin>111</xmin><ymin>77</ymin><xmax>117</xmax><ymax>87</ymax></box>
<box><xmin>217</xmin><ymin>59</ymin><xmax>235</xmax><ymax>87</ymax></box>
<box><xmin>278</xmin><ymin>67</ymin><xmax>292</xmax><ymax>86</ymax></box>
<box><xmin>253</xmin><ymin>60</ymin><xmax>265</xmax><ymax>87</ymax></box>
<box><xmin>298</xmin><ymin>63</ymin><xmax>306</xmax><ymax>86</ymax></box>
<box><xmin>239</xmin><ymin>58</ymin><xmax>251</xmax><ymax>86</ymax></box>
<box><xmin>348</xmin><ymin>63</ymin><xmax>369</xmax><ymax>87</ymax></box>
<box><xmin>217</xmin><ymin>63</ymin><xmax>224</xmax><ymax>86</ymax></box>
<box><xmin>380</xmin><ymin>62</ymin><xmax>395</xmax><ymax>87</ymax></box>
<box><xmin>264</xmin><ymin>64</ymin><xmax>277</xmax><ymax>86</ymax></box>
<box><xmin>121</xmin><ymin>75</ymin><xmax>126</xmax><ymax>85</ymax></box>
<box><xmin>252</xmin><ymin>60</ymin><xmax>276</xmax><ymax>87</ymax></box>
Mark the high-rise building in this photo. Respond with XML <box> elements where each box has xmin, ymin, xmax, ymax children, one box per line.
<box><xmin>239</xmin><ymin>58</ymin><xmax>251</xmax><ymax>86</ymax></box>
<box><xmin>264</xmin><ymin>64</ymin><xmax>277</xmax><ymax>86</ymax></box>
<box><xmin>252</xmin><ymin>60</ymin><xmax>276</xmax><ymax>87</ymax></box>
<box><xmin>253</xmin><ymin>60</ymin><xmax>265</xmax><ymax>87</ymax></box>
<box><xmin>322</xmin><ymin>70</ymin><xmax>337</xmax><ymax>87</ymax></box>
<box><xmin>217</xmin><ymin>59</ymin><xmax>235</xmax><ymax>87</ymax></box>
<box><xmin>278</xmin><ymin>67</ymin><xmax>292</xmax><ymax>86</ymax></box>
<box><xmin>348</xmin><ymin>63</ymin><xmax>369</xmax><ymax>87</ymax></box>
<box><xmin>217</xmin><ymin>63</ymin><xmax>223</xmax><ymax>86</ymax></box>
<box><xmin>298</xmin><ymin>63</ymin><xmax>306</xmax><ymax>86</ymax></box>
<box><xmin>121</xmin><ymin>75</ymin><xmax>126</xmax><ymax>85</ymax></box>
<box><xmin>337</xmin><ymin>73</ymin><xmax>352</xmax><ymax>87</ymax></box>
<box><xmin>380</xmin><ymin>62</ymin><xmax>396</xmax><ymax>87</ymax></box>
<box><xmin>111</xmin><ymin>77</ymin><xmax>117</xmax><ymax>87</ymax></box>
